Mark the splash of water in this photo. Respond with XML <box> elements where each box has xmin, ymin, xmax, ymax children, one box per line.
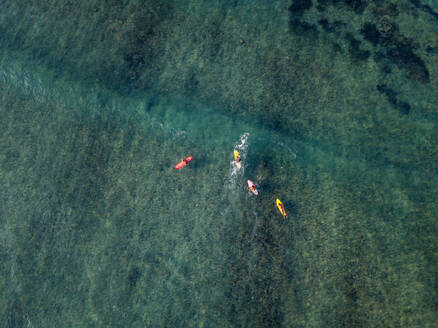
<box><xmin>225</xmin><ymin>132</ymin><xmax>250</xmax><ymax>191</ymax></box>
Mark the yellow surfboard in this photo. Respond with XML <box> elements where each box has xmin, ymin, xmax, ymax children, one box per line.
<box><xmin>276</xmin><ymin>198</ymin><xmax>287</xmax><ymax>218</ymax></box>
<box><xmin>233</xmin><ymin>150</ymin><xmax>240</xmax><ymax>161</ymax></box>
<box><xmin>233</xmin><ymin>150</ymin><xmax>241</xmax><ymax>169</ymax></box>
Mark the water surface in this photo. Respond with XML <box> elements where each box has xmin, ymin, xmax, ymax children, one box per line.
<box><xmin>1</xmin><ymin>1</ymin><xmax>437</xmax><ymax>327</ymax></box>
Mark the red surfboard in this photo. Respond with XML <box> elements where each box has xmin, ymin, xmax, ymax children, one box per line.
<box><xmin>174</xmin><ymin>156</ymin><xmax>193</xmax><ymax>170</ymax></box>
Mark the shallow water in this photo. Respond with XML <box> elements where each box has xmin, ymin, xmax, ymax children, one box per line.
<box><xmin>1</xmin><ymin>1</ymin><xmax>437</xmax><ymax>327</ymax></box>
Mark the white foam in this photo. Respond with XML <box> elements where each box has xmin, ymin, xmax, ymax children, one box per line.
<box><xmin>225</xmin><ymin>132</ymin><xmax>250</xmax><ymax>191</ymax></box>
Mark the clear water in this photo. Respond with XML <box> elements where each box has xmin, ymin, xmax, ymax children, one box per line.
<box><xmin>1</xmin><ymin>1</ymin><xmax>437</xmax><ymax>327</ymax></box>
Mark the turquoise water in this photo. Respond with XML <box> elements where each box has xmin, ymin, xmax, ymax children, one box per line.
<box><xmin>1</xmin><ymin>1</ymin><xmax>437</xmax><ymax>327</ymax></box>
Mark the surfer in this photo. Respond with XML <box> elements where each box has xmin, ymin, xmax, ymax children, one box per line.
<box><xmin>233</xmin><ymin>150</ymin><xmax>242</xmax><ymax>169</ymax></box>
<box><xmin>248</xmin><ymin>180</ymin><xmax>258</xmax><ymax>195</ymax></box>
<box><xmin>276</xmin><ymin>198</ymin><xmax>287</xmax><ymax>217</ymax></box>
<box><xmin>174</xmin><ymin>156</ymin><xmax>193</xmax><ymax>170</ymax></box>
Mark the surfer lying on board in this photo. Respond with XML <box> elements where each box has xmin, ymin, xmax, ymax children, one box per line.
<box><xmin>276</xmin><ymin>198</ymin><xmax>287</xmax><ymax>217</ymax></box>
<box><xmin>248</xmin><ymin>180</ymin><xmax>258</xmax><ymax>195</ymax></box>
<box><xmin>174</xmin><ymin>156</ymin><xmax>193</xmax><ymax>170</ymax></box>
<box><xmin>233</xmin><ymin>150</ymin><xmax>242</xmax><ymax>169</ymax></box>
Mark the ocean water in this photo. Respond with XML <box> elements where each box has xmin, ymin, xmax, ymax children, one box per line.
<box><xmin>0</xmin><ymin>0</ymin><xmax>437</xmax><ymax>327</ymax></box>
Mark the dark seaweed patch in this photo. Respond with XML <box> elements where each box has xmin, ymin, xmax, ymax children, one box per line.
<box><xmin>123</xmin><ymin>4</ymin><xmax>172</xmax><ymax>81</ymax></box>
<box><xmin>318</xmin><ymin>19</ymin><xmax>344</xmax><ymax>33</ymax></box>
<box><xmin>128</xmin><ymin>266</ymin><xmax>141</xmax><ymax>287</ymax></box>
<box><xmin>204</xmin><ymin>20</ymin><xmax>224</xmax><ymax>59</ymax></box>
<box><xmin>397</xmin><ymin>102</ymin><xmax>411</xmax><ymax>115</ymax></box>
<box><xmin>288</xmin><ymin>0</ymin><xmax>319</xmax><ymax>39</ymax></box>
<box><xmin>289</xmin><ymin>18</ymin><xmax>319</xmax><ymax>39</ymax></box>
<box><xmin>350</xmin><ymin>45</ymin><xmax>370</xmax><ymax>62</ymax></box>
<box><xmin>382</xmin><ymin>65</ymin><xmax>391</xmax><ymax>73</ymax></box>
<box><xmin>373</xmin><ymin>50</ymin><xmax>385</xmax><ymax>62</ymax></box>
<box><xmin>289</xmin><ymin>0</ymin><xmax>313</xmax><ymax>17</ymax></box>
<box><xmin>345</xmin><ymin>33</ymin><xmax>370</xmax><ymax>62</ymax></box>
<box><xmin>184</xmin><ymin>72</ymin><xmax>200</xmax><ymax>95</ymax></box>
<box><xmin>361</xmin><ymin>22</ymin><xmax>430</xmax><ymax>83</ymax></box>
<box><xmin>377</xmin><ymin>84</ymin><xmax>397</xmax><ymax>106</ymax></box>
<box><xmin>341</xmin><ymin>274</ymin><xmax>363</xmax><ymax>327</ymax></box>
<box><xmin>377</xmin><ymin>84</ymin><xmax>411</xmax><ymax>115</ymax></box>
<box><xmin>386</xmin><ymin>45</ymin><xmax>429</xmax><ymax>82</ymax></box>
<box><xmin>318</xmin><ymin>18</ymin><xmax>331</xmax><ymax>32</ymax></box>
<box><xmin>426</xmin><ymin>46</ymin><xmax>438</xmax><ymax>54</ymax></box>
<box><xmin>361</xmin><ymin>23</ymin><xmax>383</xmax><ymax>46</ymax></box>
<box><xmin>409</xmin><ymin>0</ymin><xmax>438</xmax><ymax>20</ymax></box>
<box><xmin>316</xmin><ymin>0</ymin><xmax>368</xmax><ymax>13</ymax></box>
<box><xmin>387</xmin><ymin>3</ymin><xmax>399</xmax><ymax>16</ymax></box>
<box><xmin>343</xmin><ymin>0</ymin><xmax>368</xmax><ymax>13</ymax></box>
<box><xmin>332</xmin><ymin>42</ymin><xmax>344</xmax><ymax>54</ymax></box>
